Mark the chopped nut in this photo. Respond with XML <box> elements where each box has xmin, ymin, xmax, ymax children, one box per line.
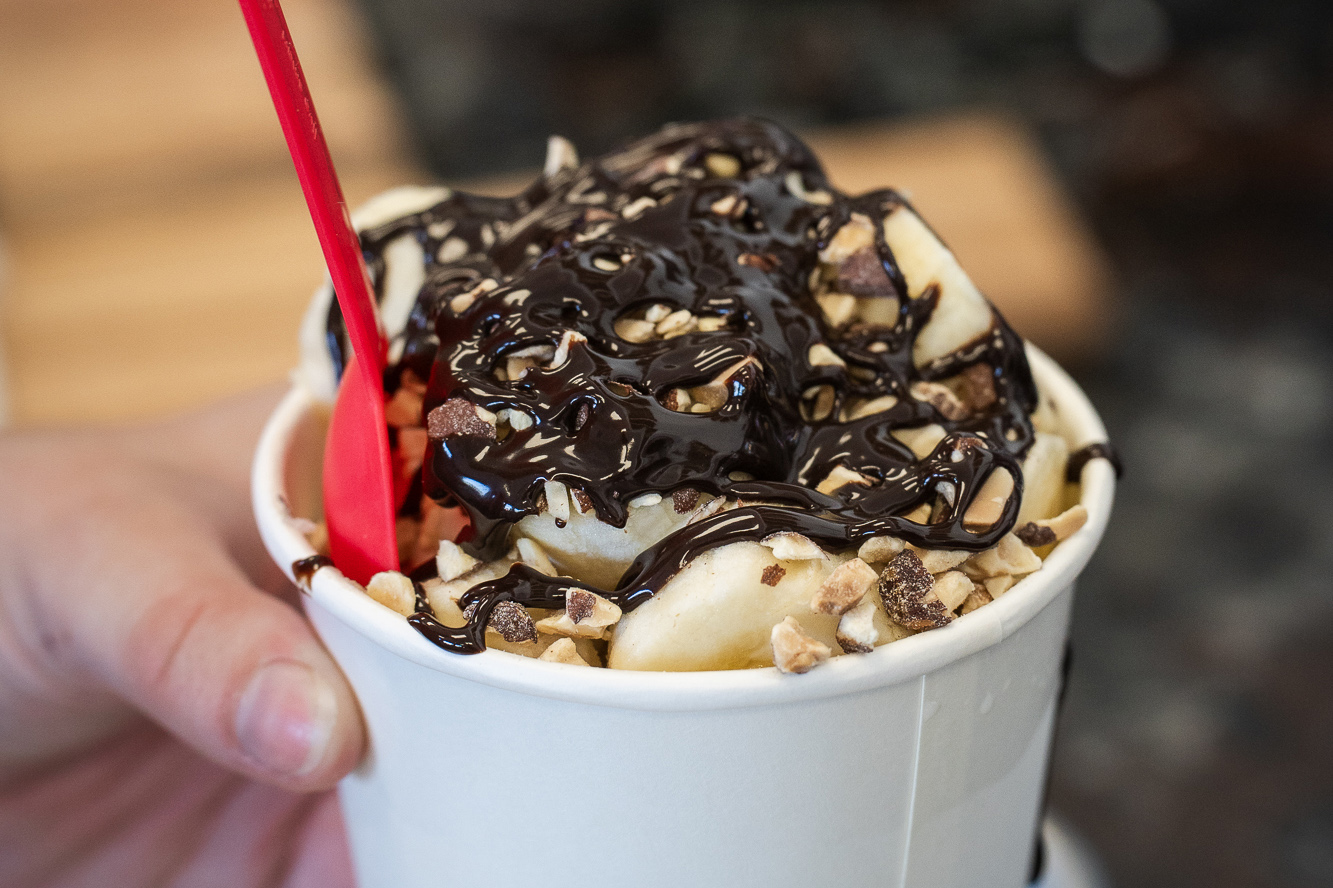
<box><xmin>615</xmin><ymin>318</ymin><xmax>656</xmax><ymax>343</ymax></box>
<box><xmin>365</xmin><ymin>571</ymin><xmax>416</xmax><ymax>617</ymax></box>
<box><xmin>535</xmin><ymin>590</ymin><xmax>622</xmax><ymax>638</ymax></box>
<box><xmin>815</xmin><ymin>292</ymin><xmax>857</xmax><ymax>327</ymax></box>
<box><xmin>436</xmin><ymin>540</ymin><xmax>479</xmax><ymax>583</ymax></box>
<box><xmin>427</xmin><ymin>399</ymin><xmax>497</xmax><ymax>440</ymax></box>
<box><xmin>807</xmin><ymin>343</ymin><xmax>846</xmax><ymax>368</ymax></box>
<box><xmin>1020</xmin><ymin>504</ymin><xmax>1089</xmax><ymax>545</ymax></box>
<box><xmin>516</xmin><ymin>537</ymin><xmax>557</xmax><ymax>576</ymax></box>
<box><xmin>963</xmin><ymin>469</ymin><xmax>1016</xmax><ymax>530</ymax></box>
<box><xmin>785</xmin><ymin>170</ymin><xmax>834</xmax><ymax>205</ymax></box>
<box><xmin>879</xmin><ymin>551</ymin><xmax>952</xmax><ymax>631</ymax></box>
<box><xmin>844</xmin><ymin>395</ymin><xmax>899</xmax><ymax>421</ymax></box>
<box><xmin>910</xmin><ymin>380</ymin><xmax>969</xmax><ymax>421</ymax></box>
<box><xmin>622</xmin><ymin>196</ymin><xmax>656</xmax><ymax>219</ymax></box>
<box><xmin>643</xmin><ymin>303</ymin><xmax>672</xmax><ymax>323</ymax></box>
<box><xmin>497</xmin><ymin>408</ymin><xmax>534</xmax><ymax>432</ymax></box>
<box><xmin>566</xmin><ymin>590</ymin><xmax>595</xmax><ymax>623</ymax></box>
<box><xmin>858</xmin><ymin>536</ymin><xmax>905</xmax><ymax>563</ymax></box>
<box><xmin>903</xmin><ymin>503</ymin><xmax>933</xmax><ymax>524</ymax></box>
<box><xmin>664</xmin><ymin>388</ymin><xmax>693</xmax><ymax>412</ymax></box>
<box><xmin>802</xmin><ymin>384</ymin><xmax>836</xmax><ymax>421</ymax></box>
<box><xmin>656</xmin><ymin>309</ymin><xmax>695</xmax><ymax>337</ymax></box>
<box><xmin>954</xmin><ymin>363</ymin><xmax>998</xmax><ymax>411</ymax></box>
<box><xmin>487</xmin><ymin>600</ymin><xmax>538</xmax><ymax>644</ymax></box>
<box><xmin>985</xmin><ymin>575</ymin><xmax>1016</xmax><ymax>598</ymax></box>
<box><xmin>686</xmin><ymin>495</ymin><xmax>727</xmax><ymax>525</ymax></box>
<box><xmin>820</xmin><ymin>214</ymin><xmax>876</xmax><ymax>264</ymax></box>
<box><xmin>537</xmin><ymin>637</ymin><xmax>589</xmax><ymax>666</ymax></box>
<box><xmin>690</xmin><ymin>382</ymin><xmax>729</xmax><ymax>411</ymax></box>
<box><xmin>816</xmin><ymin>464</ymin><xmax>874</xmax><ymax>495</ymax></box>
<box><xmin>771</xmin><ymin>617</ymin><xmax>831</xmax><ymax>674</ymax></box>
<box><xmin>836</xmin><ymin>597</ymin><xmax>881</xmax><ymax>653</ymax></box>
<box><xmin>760</xmin><ymin>532</ymin><xmax>825</xmax><ymax>561</ymax></box>
<box><xmin>761</xmin><ymin>564</ymin><xmax>786</xmax><ymax>586</ymax></box>
<box><xmin>837</xmin><ymin>246</ymin><xmax>895</xmax><ymax>298</ymax></box>
<box><xmin>550</xmin><ymin>330</ymin><xmax>586</xmax><ymax>367</ymax></box>
<box><xmin>965</xmin><ymin>534</ymin><xmax>1043</xmax><ymax>579</ymax></box>
<box><xmin>696</xmin><ymin>315</ymin><xmax>727</xmax><ymax>332</ymax></box>
<box><xmin>571</xmin><ymin>488</ymin><xmax>594</xmax><ymax>514</ymax></box>
<box><xmin>811</xmin><ymin>558</ymin><xmax>879</xmax><ymax>614</ymax></box>
<box><xmin>932</xmin><ymin>571</ymin><xmax>974</xmax><ymax>611</ymax></box>
<box><xmin>710</xmin><ymin>194</ymin><xmax>739</xmax><ymax>216</ymax></box>
<box><xmin>737</xmin><ymin>252</ymin><xmax>779</xmax><ymax>272</ymax></box>
<box><xmin>629</xmin><ymin>493</ymin><xmax>663</xmax><ymax>508</ymax></box>
<box><xmin>544</xmin><ymin>480</ymin><xmax>571</xmax><ymax>525</ymax></box>
<box><xmin>905</xmin><ymin>545</ymin><xmax>970</xmax><ymax>574</ymax></box>
<box><xmin>704</xmin><ymin>152</ymin><xmax>741</xmax><ymax>178</ymax></box>
<box><xmin>959</xmin><ymin>586</ymin><xmax>993</xmax><ymax>615</ymax></box>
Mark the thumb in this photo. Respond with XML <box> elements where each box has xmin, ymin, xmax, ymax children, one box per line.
<box><xmin>13</xmin><ymin>452</ymin><xmax>364</xmax><ymax>791</ymax></box>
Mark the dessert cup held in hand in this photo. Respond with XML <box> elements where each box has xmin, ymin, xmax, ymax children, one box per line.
<box><xmin>253</xmin><ymin>347</ymin><xmax>1114</xmax><ymax>888</ymax></box>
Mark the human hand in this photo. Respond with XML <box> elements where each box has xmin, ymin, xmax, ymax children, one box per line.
<box><xmin>0</xmin><ymin>386</ymin><xmax>365</xmax><ymax>887</ymax></box>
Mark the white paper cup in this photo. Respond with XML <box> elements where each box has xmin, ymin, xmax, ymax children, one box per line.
<box><xmin>253</xmin><ymin>347</ymin><xmax>1114</xmax><ymax>888</ymax></box>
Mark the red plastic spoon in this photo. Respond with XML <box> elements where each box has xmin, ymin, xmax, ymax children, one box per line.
<box><xmin>240</xmin><ymin>0</ymin><xmax>398</xmax><ymax>584</ymax></box>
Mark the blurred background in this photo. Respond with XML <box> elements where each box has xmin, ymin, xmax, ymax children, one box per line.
<box><xmin>2</xmin><ymin>0</ymin><xmax>1332</xmax><ymax>885</ymax></box>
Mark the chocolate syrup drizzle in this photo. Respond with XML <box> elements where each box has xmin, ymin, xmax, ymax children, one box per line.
<box><xmin>325</xmin><ymin>119</ymin><xmax>1079</xmax><ymax>654</ymax></box>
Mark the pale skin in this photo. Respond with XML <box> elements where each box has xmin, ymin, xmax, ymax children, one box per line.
<box><xmin>0</xmin><ymin>385</ymin><xmax>363</xmax><ymax>887</ymax></box>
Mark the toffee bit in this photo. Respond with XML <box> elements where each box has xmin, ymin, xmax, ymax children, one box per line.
<box><xmin>836</xmin><ymin>246</ymin><xmax>895</xmax><ymax>298</ymax></box>
<box><xmin>879</xmin><ymin>551</ymin><xmax>952</xmax><ymax>631</ymax></box>
<box><xmin>427</xmin><ymin>399</ymin><xmax>496</xmax><ymax>440</ymax></box>
<box><xmin>672</xmin><ymin>488</ymin><xmax>700</xmax><ymax>513</ymax></box>
<box><xmin>760</xmin><ymin>564</ymin><xmax>786</xmax><ymax>586</ymax></box>
<box><xmin>567</xmin><ymin>590</ymin><xmax>596</xmax><ymax>624</ymax></box>
<box><xmin>488</xmin><ymin>600</ymin><xmax>538</xmax><ymax>644</ymax></box>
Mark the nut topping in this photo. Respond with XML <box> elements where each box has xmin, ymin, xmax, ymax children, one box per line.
<box><xmin>879</xmin><ymin>550</ymin><xmax>952</xmax><ymax>631</ymax></box>
<box><xmin>810</xmin><ymin>558</ymin><xmax>879</xmax><ymax>615</ymax></box>
<box><xmin>771</xmin><ymin>617</ymin><xmax>831</xmax><ymax>674</ymax></box>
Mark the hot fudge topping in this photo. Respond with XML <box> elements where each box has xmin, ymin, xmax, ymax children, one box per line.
<box><xmin>322</xmin><ymin>118</ymin><xmax>1099</xmax><ymax>654</ymax></box>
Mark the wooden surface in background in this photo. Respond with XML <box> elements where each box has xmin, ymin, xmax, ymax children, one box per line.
<box><xmin>0</xmin><ymin>0</ymin><xmax>1110</xmax><ymax>428</ymax></box>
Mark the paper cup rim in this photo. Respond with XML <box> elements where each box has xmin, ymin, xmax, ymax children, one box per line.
<box><xmin>253</xmin><ymin>346</ymin><xmax>1114</xmax><ymax>712</ymax></box>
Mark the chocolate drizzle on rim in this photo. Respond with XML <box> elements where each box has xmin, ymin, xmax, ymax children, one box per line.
<box><xmin>328</xmin><ymin>118</ymin><xmax>1045</xmax><ymax>654</ymax></box>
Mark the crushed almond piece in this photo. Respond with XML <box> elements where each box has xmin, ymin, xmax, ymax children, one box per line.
<box><xmin>910</xmin><ymin>380</ymin><xmax>969</xmax><ymax>421</ymax></box>
<box><xmin>984</xmin><ymin>575</ymin><xmax>1016</xmax><ymax>598</ymax></box>
<box><xmin>536</xmin><ymin>590</ymin><xmax>622</xmax><ymax>638</ymax></box>
<box><xmin>836</xmin><ymin>597</ymin><xmax>881</xmax><ymax>653</ymax></box>
<box><xmin>571</xmin><ymin>488</ymin><xmax>594</xmax><ymax>514</ymax></box>
<box><xmin>544</xmin><ymin>480</ymin><xmax>571</xmax><ymax>525</ymax></box>
<box><xmin>906</xmin><ymin>545</ymin><xmax>970</xmax><ymax>574</ymax></box>
<box><xmin>858</xmin><ymin>536</ymin><xmax>905</xmax><ymax>563</ymax></box>
<box><xmin>703</xmin><ymin>152</ymin><xmax>741</xmax><ymax>178</ymax></box>
<box><xmin>807</xmin><ymin>343</ymin><xmax>846</xmax><ymax>368</ymax></box>
<box><xmin>538</xmin><ymin>637</ymin><xmax>589</xmax><ymax>666</ymax></box>
<box><xmin>487</xmin><ymin>601</ymin><xmax>538</xmax><ymax>644</ymax></box>
<box><xmin>771</xmin><ymin>617</ymin><xmax>831</xmax><ymax>674</ymax></box>
<box><xmin>965</xmin><ymin>534</ymin><xmax>1042</xmax><ymax>579</ymax></box>
<box><xmin>815</xmin><ymin>292</ymin><xmax>857</xmax><ymax>327</ymax></box>
<box><xmin>963</xmin><ymin>469</ymin><xmax>1015</xmax><ymax>530</ymax></box>
<box><xmin>932</xmin><ymin>571</ymin><xmax>974</xmax><ymax>612</ymax></box>
<box><xmin>761</xmin><ymin>532</ymin><xmax>825</xmax><ymax>561</ymax></box>
<box><xmin>516</xmin><ymin>537</ymin><xmax>557</xmax><ymax>576</ymax></box>
<box><xmin>816</xmin><ymin>464</ymin><xmax>873</xmax><ymax>495</ymax></box>
<box><xmin>427</xmin><ymin>399</ymin><xmax>497</xmax><ymax>440</ymax></box>
<box><xmin>366</xmin><ymin>571</ymin><xmax>416</xmax><ymax>617</ymax></box>
<box><xmin>761</xmin><ymin>564</ymin><xmax>786</xmax><ymax>586</ymax></box>
<box><xmin>879</xmin><ymin>551</ymin><xmax>952</xmax><ymax>631</ymax></box>
<box><xmin>820</xmin><ymin>214</ymin><xmax>875</xmax><ymax>264</ymax></box>
<box><xmin>436</xmin><ymin>540</ymin><xmax>479</xmax><ymax>583</ymax></box>
<box><xmin>959</xmin><ymin>586</ymin><xmax>993</xmax><ymax>615</ymax></box>
<box><xmin>811</xmin><ymin>558</ymin><xmax>879</xmax><ymax>615</ymax></box>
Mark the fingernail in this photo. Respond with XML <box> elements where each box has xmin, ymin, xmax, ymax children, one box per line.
<box><xmin>235</xmin><ymin>659</ymin><xmax>336</xmax><ymax>777</ymax></box>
